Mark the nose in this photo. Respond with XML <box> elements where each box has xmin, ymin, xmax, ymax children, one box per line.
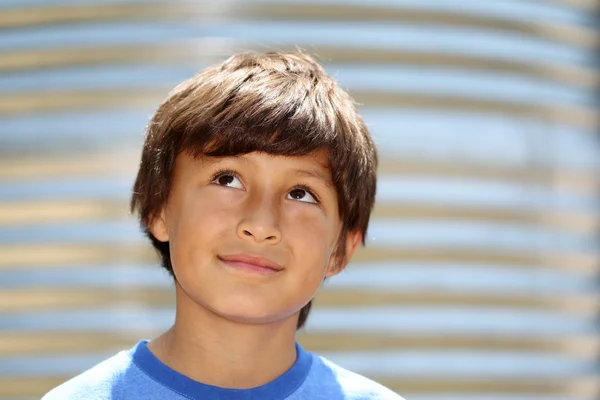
<box><xmin>237</xmin><ymin>193</ymin><xmax>281</xmax><ymax>244</ymax></box>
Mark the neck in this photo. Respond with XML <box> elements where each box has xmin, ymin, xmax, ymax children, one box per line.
<box><xmin>147</xmin><ymin>282</ymin><xmax>299</xmax><ymax>389</ymax></box>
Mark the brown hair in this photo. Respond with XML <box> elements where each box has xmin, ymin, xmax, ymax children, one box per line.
<box><xmin>131</xmin><ymin>51</ymin><xmax>378</xmax><ymax>329</ymax></box>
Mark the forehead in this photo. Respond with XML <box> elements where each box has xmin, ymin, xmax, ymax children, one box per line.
<box><xmin>284</xmin><ymin>149</ymin><xmax>330</xmax><ymax>170</ymax></box>
<box><xmin>192</xmin><ymin>148</ymin><xmax>330</xmax><ymax>170</ymax></box>
<box><xmin>175</xmin><ymin>148</ymin><xmax>332</xmax><ymax>182</ymax></box>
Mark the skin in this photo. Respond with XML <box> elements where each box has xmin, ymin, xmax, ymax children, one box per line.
<box><xmin>147</xmin><ymin>149</ymin><xmax>362</xmax><ymax>389</ymax></box>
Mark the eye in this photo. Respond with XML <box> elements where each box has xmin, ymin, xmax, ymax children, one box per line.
<box><xmin>211</xmin><ymin>170</ymin><xmax>244</xmax><ymax>189</ymax></box>
<box><xmin>287</xmin><ymin>187</ymin><xmax>318</xmax><ymax>204</ymax></box>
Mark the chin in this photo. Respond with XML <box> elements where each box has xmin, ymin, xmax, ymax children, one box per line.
<box><xmin>210</xmin><ymin>298</ymin><xmax>300</xmax><ymax>326</ymax></box>
<box><xmin>214</xmin><ymin>308</ymin><xmax>292</xmax><ymax>325</ymax></box>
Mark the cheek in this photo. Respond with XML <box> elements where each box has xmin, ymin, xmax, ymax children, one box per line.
<box><xmin>168</xmin><ymin>188</ymin><xmax>241</xmax><ymax>255</ymax></box>
<box><xmin>283</xmin><ymin>205</ymin><xmax>338</xmax><ymax>265</ymax></box>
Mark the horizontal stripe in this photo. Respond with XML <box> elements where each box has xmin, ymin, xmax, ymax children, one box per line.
<box><xmin>1</xmin><ymin>375</ymin><xmax>598</xmax><ymax>397</ymax></box>
<box><xmin>1</xmin><ymin>199</ymin><xmax>597</xmax><ymax>236</ymax></box>
<box><xmin>1</xmin><ymin>153</ymin><xmax>597</xmax><ymax>196</ymax></box>
<box><xmin>1</xmin><ymin>307</ymin><xmax>593</xmax><ymax>335</ymax></box>
<box><xmin>2</xmin><ymin>263</ymin><xmax>593</xmax><ymax>293</ymax></box>
<box><xmin>0</xmin><ymin>287</ymin><xmax>597</xmax><ymax>316</ymax></box>
<box><xmin>0</xmin><ymin>2</ymin><xmax>597</xmax><ymax>51</ymax></box>
<box><xmin>0</xmin><ymin>349</ymin><xmax>593</xmax><ymax>377</ymax></box>
<box><xmin>0</xmin><ymin>242</ymin><xmax>598</xmax><ymax>274</ymax></box>
<box><xmin>1</xmin><ymin>89</ymin><xmax>597</xmax><ymax>128</ymax></box>
<box><xmin>1</xmin><ymin>44</ymin><xmax>596</xmax><ymax>88</ymax></box>
<box><xmin>0</xmin><ymin>331</ymin><xmax>596</xmax><ymax>358</ymax></box>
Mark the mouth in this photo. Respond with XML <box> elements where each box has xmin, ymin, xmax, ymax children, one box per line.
<box><xmin>218</xmin><ymin>254</ymin><xmax>283</xmax><ymax>275</ymax></box>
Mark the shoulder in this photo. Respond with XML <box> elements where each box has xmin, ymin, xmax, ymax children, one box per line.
<box><xmin>305</xmin><ymin>353</ymin><xmax>405</xmax><ymax>400</ymax></box>
<box><xmin>41</xmin><ymin>350</ymin><xmax>133</xmax><ymax>400</ymax></box>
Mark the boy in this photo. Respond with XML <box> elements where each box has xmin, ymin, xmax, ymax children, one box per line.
<box><xmin>42</xmin><ymin>51</ymin><xmax>404</xmax><ymax>399</ymax></box>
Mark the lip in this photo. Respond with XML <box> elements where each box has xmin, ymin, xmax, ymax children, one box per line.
<box><xmin>218</xmin><ymin>254</ymin><xmax>283</xmax><ymax>275</ymax></box>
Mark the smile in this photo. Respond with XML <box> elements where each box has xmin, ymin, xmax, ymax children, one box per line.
<box><xmin>218</xmin><ymin>254</ymin><xmax>283</xmax><ymax>276</ymax></box>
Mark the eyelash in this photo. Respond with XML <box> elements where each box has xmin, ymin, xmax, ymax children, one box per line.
<box><xmin>291</xmin><ymin>184</ymin><xmax>320</xmax><ymax>204</ymax></box>
<box><xmin>210</xmin><ymin>168</ymin><xmax>239</xmax><ymax>183</ymax></box>
<box><xmin>210</xmin><ymin>169</ymin><xmax>320</xmax><ymax>204</ymax></box>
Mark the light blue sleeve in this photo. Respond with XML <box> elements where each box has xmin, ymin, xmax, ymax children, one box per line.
<box><xmin>288</xmin><ymin>354</ymin><xmax>405</xmax><ymax>399</ymax></box>
<box><xmin>39</xmin><ymin>351</ymin><xmax>187</xmax><ymax>400</ymax></box>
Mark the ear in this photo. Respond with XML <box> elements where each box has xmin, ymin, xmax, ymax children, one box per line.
<box><xmin>148</xmin><ymin>208</ymin><xmax>169</xmax><ymax>242</ymax></box>
<box><xmin>325</xmin><ymin>230</ymin><xmax>362</xmax><ymax>278</ymax></box>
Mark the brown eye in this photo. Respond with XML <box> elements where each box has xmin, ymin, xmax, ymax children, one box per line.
<box><xmin>289</xmin><ymin>189</ymin><xmax>306</xmax><ymax>200</ymax></box>
<box><xmin>212</xmin><ymin>172</ymin><xmax>243</xmax><ymax>189</ymax></box>
<box><xmin>217</xmin><ymin>175</ymin><xmax>234</xmax><ymax>185</ymax></box>
<box><xmin>287</xmin><ymin>188</ymin><xmax>317</xmax><ymax>204</ymax></box>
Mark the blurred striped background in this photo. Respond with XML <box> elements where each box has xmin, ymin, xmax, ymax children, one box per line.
<box><xmin>0</xmin><ymin>0</ymin><xmax>599</xmax><ymax>399</ymax></box>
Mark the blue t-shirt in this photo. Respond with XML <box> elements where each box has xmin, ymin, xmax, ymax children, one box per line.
<box><xmin>42</xmin><ymin>340</ymin><xmax>404</xmax><ymax>399</ymax></box>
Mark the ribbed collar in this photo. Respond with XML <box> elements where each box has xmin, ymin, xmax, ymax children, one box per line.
<box><xmin>127</xmin><ymin>340</ymin><xmax>312</xmax><ymax>400</ymax></box>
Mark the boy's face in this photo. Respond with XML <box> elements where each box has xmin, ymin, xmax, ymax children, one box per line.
<box><xmin>150</xmin><ymin>149</ymin><xmax>361</xmax><ymax>325</ymax></box>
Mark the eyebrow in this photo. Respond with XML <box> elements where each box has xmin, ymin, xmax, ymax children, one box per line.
<box><xmin>201</xmin><ymin>154</ymin><xmax>249</xmax><ymax>166</ymax></box>
<box><xmin>294</xmin><ymin>168</ymin><xmax>334</xmax><ymax>187</ymax></box>
<box><xmin>201</xmin><ymin>155</ymin><xmax>333</xmax><ymax>186</ymax></box>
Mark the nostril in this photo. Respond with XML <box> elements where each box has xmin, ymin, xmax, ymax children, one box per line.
<box><xmin>243</xmin><ymin>230</ymin><xmax>253</xmax><ymax>236</ymax></box>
